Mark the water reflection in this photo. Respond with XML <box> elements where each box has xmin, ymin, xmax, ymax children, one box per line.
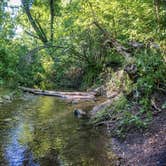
<box><xmin>5</xmin><ymin>123</ymin><xmax>39</xmax><ymax>166</ymax></box>
<box><xmin>0</xmin><ymin>95</ymin><xmax>115</xmax><ymax>166</ymax></box>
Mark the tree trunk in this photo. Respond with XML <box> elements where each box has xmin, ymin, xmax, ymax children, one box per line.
<box><xmin>21</xmin><ymin>0</ymin><xmax>48</xmax><ymax>44</ymax></box>
<box><xmin>49</xmin><ymin>0</ymin><xmax>54</xmax><ymax>43</ymax></box>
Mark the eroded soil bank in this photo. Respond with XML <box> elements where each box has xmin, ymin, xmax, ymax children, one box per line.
<box><xmin>105</xmin><ymin>91</ymin><xmax>166</xmax><ymax>166</ymax></box>
<box><xmin>111</xmin><ymin>110</ymin><xmax>166</xmax><ymax>166</ymax></box>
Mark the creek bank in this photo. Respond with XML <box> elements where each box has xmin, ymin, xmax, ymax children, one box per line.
<box><xmin>88</xmin><ymin>90</ymin><xmax>166</xmax><ymax>165</ymax></box>
<box><xmin>0</xmin><ymin>89</ymin><xmax>19</xmax><ymax>105</ymax></box>
<box><xmin>110</xmin><ymin>110</ymin><xmax>166</xmax><ymax>165</ymax></box>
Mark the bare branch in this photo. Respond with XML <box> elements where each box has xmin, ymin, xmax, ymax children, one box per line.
<box><xmin>25</xmin><ymin>30</ymin><xmax>40</xmax><ymax>40</ymax></box>
<box><xmin>93</xmin><ymin>21</ymin><xmax>131</xmax><ymax>59</ymax></box>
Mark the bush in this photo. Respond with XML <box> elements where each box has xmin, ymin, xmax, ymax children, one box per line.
<box><xmin>136</xmin><ymin>49</ymin><xmax>166</xmax><ymax>96</ymax></box>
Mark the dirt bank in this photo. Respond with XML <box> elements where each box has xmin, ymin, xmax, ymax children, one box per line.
<box><xmin>111</xmin><ymin>108</ymin><xmax>166</xmax><ymax>166</ymax></box>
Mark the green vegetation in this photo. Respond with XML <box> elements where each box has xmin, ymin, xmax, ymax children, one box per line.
<box><xmin>0</xmin><ymin>0</ymin><xmax>166</xmax><ymax>135</ymax></box>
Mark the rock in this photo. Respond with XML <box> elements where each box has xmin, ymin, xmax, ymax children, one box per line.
<box><xmin>73</xmin><ymin>109</ymin><xmax>87</xmax><ymax>118</ymax></box>
<box><xmin>2</xmin><ymin>95</ymin><xmax>11</xmax><ymax>101</ymax></box>
<box><xmin>0</xmin><ymin>97</ymin><xmax>4</xmax><ymax>104</ymax></box>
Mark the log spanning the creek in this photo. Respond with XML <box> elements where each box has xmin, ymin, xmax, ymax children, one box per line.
<box><xmin>19</xmin><ymin>86</ymin><xmax>96</xmax><ymax>100</ymax></box>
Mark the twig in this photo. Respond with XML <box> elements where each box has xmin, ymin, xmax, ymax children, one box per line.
<box><xmin>151</xmin><ymin>98</ymin><xmax>162</xmax><ymax>115</ymax></box>
<box><xmin>156</xmin><ymin>87</ymin><xmax>166</xmax><ymax>94</ymax></box>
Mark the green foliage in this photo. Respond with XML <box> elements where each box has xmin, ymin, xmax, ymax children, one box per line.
<box><xmin>0</xmin><ymin>40</ymin><xmax>20</xmax><ymax>86</ymax></box>
<box><xmin>18</xmin><ymin>59</ymin><xmax>46</xmax><ymax>88</ymax></box>
<box><xmin>0</xmin><ymin>0</ymin><xmax>165</xmax><ymax>133</ymax></box>
<box><xmin>110</xmin><ymin>97</ymin><xmax>148</xmax><ymax>137</ymax></box>
<box><xmin>0</xmin><ymin>0</ymin><xmax>166</xmax><ymax>141</ymax></box>
<box><xmin>2</xmin><ymin>0</ymin><xmax>164</xmax><ymax>90</ymax></box>
<box><xmin>91</xmin><ymin>108</ymin><xmax>111</xmax><ymax>125</ymax></box>
<box><xmin>116</xmin><ymin>112</ymin><xmax>147</xmax><ymax>138</ymax></box>
<box><xmin>136</xmin><ymin>49</ymin><xmax>166</xmax><ymax>96</ymax></box>
<box><xmin>81</xmin><ymin>64</ymin><xmax>103</xmax><ymax>89</ymax></box>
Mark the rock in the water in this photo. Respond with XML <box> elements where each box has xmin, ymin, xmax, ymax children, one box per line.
<box><xmin>73</xmin><ymin>109</ymin><xmax>87</xmax><ymax>118</ymax></box>
<box><xmin>2</xmin><ymin>95</ymin><xmax>11</xmax><ymax>101</ymax></box>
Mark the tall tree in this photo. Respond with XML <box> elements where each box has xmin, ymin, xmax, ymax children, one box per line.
<box><xmin>21</xmin><ymin>0</ymin><xmax>48</xmax><ymax>44</ymax></box>
<box><xmin>49</xmin><ymin>0</ymin><xmax>54</xmax><ymax>43</ymax></box>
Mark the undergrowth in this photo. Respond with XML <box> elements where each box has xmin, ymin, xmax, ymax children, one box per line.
<box><xmin>90</xmin><ymin>48</ymin><xmax>166</xmax><ymax>138</ymax></box>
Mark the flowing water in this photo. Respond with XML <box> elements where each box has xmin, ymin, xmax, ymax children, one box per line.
<box><xmin>0</xmin><ymin>92</ymin><xmax>116</xmax><ymax>166</ymax></box>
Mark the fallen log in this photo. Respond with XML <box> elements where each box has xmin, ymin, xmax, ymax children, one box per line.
<box><xmin>19</xmin><ymin>86</ymin><xmax>96</xmax><ymax>100</ymax></box>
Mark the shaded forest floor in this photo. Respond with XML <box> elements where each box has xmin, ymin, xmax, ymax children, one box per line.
<box><xmin>111</xmin><ymin>92</ymin><xmax>166</xmax><ymax>166</ymax></box>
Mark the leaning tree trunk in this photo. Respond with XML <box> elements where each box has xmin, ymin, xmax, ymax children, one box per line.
<box><xmin>21</xmin><ymin>0</ymin><xmax>48</xmax><ymax>44</ymax></box>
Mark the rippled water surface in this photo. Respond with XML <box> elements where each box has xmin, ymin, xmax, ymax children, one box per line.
<box><xmin>0</xmin><ymin>92</ymin><xmax>115</xmax><ymax>166</ymax></box>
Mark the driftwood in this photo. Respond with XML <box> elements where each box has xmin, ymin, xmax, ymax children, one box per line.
<box><xmin>19</xmin><ymin>86</ymin><xmax>96</xmax><ymax>100</ymax></box>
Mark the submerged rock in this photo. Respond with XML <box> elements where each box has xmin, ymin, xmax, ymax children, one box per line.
<box><xmin>73</xmin><ymin>109</ymin><xmax>87</xmax><ymax>118</ymax></box>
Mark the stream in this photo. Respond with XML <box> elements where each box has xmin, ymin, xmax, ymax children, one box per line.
<box><xmin>0</xmin><ymin>92</ymin><xmax>116</xmax><ymax>166</ymax></box>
